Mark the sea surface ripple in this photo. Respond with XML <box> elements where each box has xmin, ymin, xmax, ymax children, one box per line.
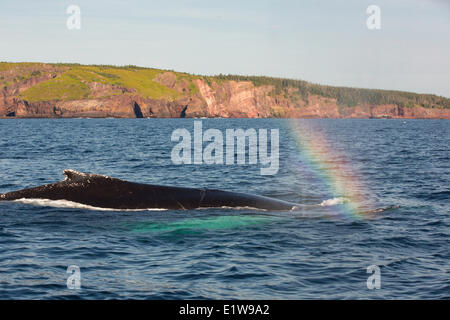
<box><xmin>0</xmin><ymin>119</ymin><xmax>448</xmax><ymax>299</ymax></box>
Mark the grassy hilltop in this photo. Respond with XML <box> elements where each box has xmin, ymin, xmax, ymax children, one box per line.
<box><xmin>0</xmin><ymin>62</ymin><xmax>192</xmax><ymax>102</ymax></box>
<box><xmin>0</xmin><ymin>62</ymin><xmax>448</xmax><ymax>109</ymax></box>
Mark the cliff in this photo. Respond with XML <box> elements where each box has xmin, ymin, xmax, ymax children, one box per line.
<box><xmin>1</xmin><ymin>62</ymin><xmax>449</xmax><ymax>119</ymax></box>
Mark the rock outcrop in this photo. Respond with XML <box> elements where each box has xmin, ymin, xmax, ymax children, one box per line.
<box><xmin>1</xmin><ymin>63</ymin><xmax>449</xmax><ymax>119</ymax></box>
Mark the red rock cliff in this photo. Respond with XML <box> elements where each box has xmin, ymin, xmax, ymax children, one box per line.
<box><xmin>1</xmin><ymin>64</ymin><xmax>449</xmax><ymax>119</ymax></box>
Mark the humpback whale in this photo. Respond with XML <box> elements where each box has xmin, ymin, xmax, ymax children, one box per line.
<box><xmin>0</xmin><ymin>170</ymin><xmax>299</xmax><ymax>211</ymax></box>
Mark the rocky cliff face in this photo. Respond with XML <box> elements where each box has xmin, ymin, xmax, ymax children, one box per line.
<box><xmin>1</xmin><ymin>64</ymin><xmax>449</xmax><ymax>119</ymax></box>
<box><xmin>0</xmin><ymin>66</ymin><xmax>61</xmax><ymax>117</ymax></box>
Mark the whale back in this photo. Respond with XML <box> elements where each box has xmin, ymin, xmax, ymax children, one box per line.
<box><xmin>1</xmin><ymin>169</ymin><xmax>298</xmax><ymax>210</ymax></box>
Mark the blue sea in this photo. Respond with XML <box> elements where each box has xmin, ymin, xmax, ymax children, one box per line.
<box><xmin>0</xmin><ymin>119</ymin><xmax>448</xmax><ymax>299</ymax></box>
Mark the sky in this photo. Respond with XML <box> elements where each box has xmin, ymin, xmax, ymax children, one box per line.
<box><xmin>1</xmin><ymin>0</ymin><xmax>449</xmax><ymax>97</ymax></box>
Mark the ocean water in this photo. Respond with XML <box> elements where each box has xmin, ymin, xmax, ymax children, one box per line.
<box><xmin>0</xmin><ymin>118</ymin><xmax>448</xmax><ymax>299</ymax></box>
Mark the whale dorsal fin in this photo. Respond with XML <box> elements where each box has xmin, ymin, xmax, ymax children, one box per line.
<box><xmin>63</xmin><ymin>169</ymin><xmax>114</xmax><ymax>182</ymax></box>
<box><xmin>63</xmin><ymin>169</ymin><xmax>89</xmax><ymax>181</ymax></box>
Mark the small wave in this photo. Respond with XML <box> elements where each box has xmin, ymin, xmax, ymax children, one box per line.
<box><xmin>207</xmin><ymin>206</ymin><xmax>268</xmax><ymax>211</ymax></box>
<box><xmin>11</xmin><ymin>199</ymin><xmax>286</xmax><ymax>212</ymax></box>
<box><xmin>319</xmin><ymin>197</ymin><xmax>348</xmax><ymax>206</ymax></box>
<box><xmin>366</xmin><ymin>205</ymin><xmax>400</xmax><ymax>214</ymax></box>
<box><xmin>13</xmin><ymin>198</ymin><xmax>168</xmax><ymax>212</ymax></box>
<box><xmin>426</xmin><ymin>190</ymin><xmax>450</xmax><ymax>201</ymax></box>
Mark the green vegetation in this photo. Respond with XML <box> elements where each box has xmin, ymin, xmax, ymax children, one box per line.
<box><xmin>1</xmin><ymin>62</ymin><xmax>448</xmax><ymax>109</ymax></box>
<box><xmin>307</xmin><ymin>84</ymin><xmax>450</xmax><ymax>109</ymax></box>
<box><xmin>174</xmin><ymin>72</ymin><xmax>201</xmax><ymax>95</ymax></box>
<box><xmin>93</xmin><ymin>67</ymin><xmax>182</xmax><ymax>100</ymax></box>
<box><xmin>0</xmin><ymin>62</ymin><xmax>46</xmax><ymax>72</ymax></box>
<box><xmin>18</xmin><ymin>64</ymin><xmax>184</xmax><ymax>102</ymax></box>
<box><xmin>213</xmin><ymin>74</ymin><xmax>450</xmax><ymax>109</ymax></box>
<box><xmin>0</xmin><ymin>62</ymin><xmax>17</xmax><ymax>72</ymax></box>
<box><xmin>0</xmin><ymin>62</ymin><xmax>53</xmax><ymax>88</ymax></box>
<box><xmin>21</xmin><ymin>73</ymin><xmax>90</xmax><ymax>102</ymax></box>
<box><xmin>202</xmin><ymin>76</ymin><xmax>215</xmax><ymax>88</ymax></box>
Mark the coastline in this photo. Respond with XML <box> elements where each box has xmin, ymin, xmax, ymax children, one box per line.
<box><xmin>2</xmin><ymin>62</ymin><xmax>450</xmax><ymax>120</ymax></box>
<box><xmin>2</xmin><ymin>116</ymin><xmax>449</xmax><ymax>119</ymax></box>
<box><xmin>1</xmin><ymin>112</ymin><xmax>449</xmax><ymax>120</ymax></box>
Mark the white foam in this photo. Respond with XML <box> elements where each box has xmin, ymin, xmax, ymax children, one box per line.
<box><xmin>12</xmin><ymin>199</ymin><xmax>293</xmax><ymax>212</ymax></box>
<box><xmin>214</xmin><ymin>206</ymin><xmax>267</xmax><ymax>211</ymax></box>
<box><xmin>13</xmin><ymin>198</ymin><xmax>167</xmax><ymax>211</ymax></box>
<box><xmin>319</xmin><ymin>197</ymin><xmax>348</xmax><ymax>206</ymax></box>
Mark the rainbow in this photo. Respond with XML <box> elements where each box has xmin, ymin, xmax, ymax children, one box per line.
<box><xmin>287</xmin><ymin>120</ymin><xmax>373</xmax><ymax>219</ymax></box>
